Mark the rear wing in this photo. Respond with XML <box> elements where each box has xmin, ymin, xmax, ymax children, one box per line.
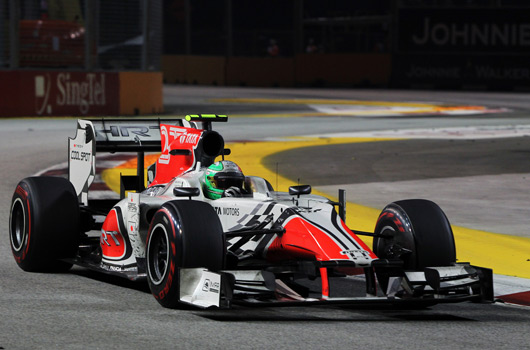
<box><xmin>68</xmin><ymin>116</ymin><xmax>227</xmax><ymax>205</ymax></box>
<box><xmin>86</xmin><ymin>115</ymin><xmax>226</xmax><ymax>152</ymax></box>
<box><xmin>90</xmin><ymin>118</ymin><xmax>187</xmax><ymax>152</ymax></box>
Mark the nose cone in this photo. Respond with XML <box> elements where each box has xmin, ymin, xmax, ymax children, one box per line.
<box><xmin>266</xmin><ymin>208</ymin><xmax>376</xmax><ymax>266</ymax></box>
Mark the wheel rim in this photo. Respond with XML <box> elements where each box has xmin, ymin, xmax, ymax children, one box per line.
<box><xmin>147</xmin><ymin>224</ymin><xmax>169</xmax><ymax>286</ymax></box>
<box><xmin>10</xmin><ymin>199</ymin><xmax>26</xmax><ymax>252</ymax></box>
<box><xmin>376</xmin><ymin>225</ymin><xmax>396</xmax><ymax>256</ymax></box>
<box><xmin>374</xmin><ymin>206</ymin><xmax>416</xmax><ymax>269</ymax></box>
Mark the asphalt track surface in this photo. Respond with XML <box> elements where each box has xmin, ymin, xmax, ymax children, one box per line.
<box><xmin>264</xmin><ymin>138</ymin><xmax>530</xmax><ymax>236</ymax></box>
<box><xmin>1</xmin><ymin>86</ymin><xmax>530</xmax><ymax>349</ymax></box>
<box><xmin>265</xmin><ymin>138</ymin><xmax>530</xmax><ymax>185</ymax></box>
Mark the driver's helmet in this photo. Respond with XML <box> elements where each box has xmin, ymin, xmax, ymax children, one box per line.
<box><xmin>203</xmin><ymin>160</ymin><xmax>245</xmax><ymax>200</ymax></box>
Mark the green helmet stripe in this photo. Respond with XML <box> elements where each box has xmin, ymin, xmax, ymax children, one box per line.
<box><xmin>205</xmin><ymin>186</ymin><xmax>224</xmax><ymax>200</ymax></box>
<box><xmin>208</xmin><ymin>162</ymin><xmax>224</xmax><ymax>171</ymax></box>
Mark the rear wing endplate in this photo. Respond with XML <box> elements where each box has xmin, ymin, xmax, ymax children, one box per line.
<box><xmin>69</xmin><ymin>118</ymin><xmax>187</xmax><ymax>205</ymax></box>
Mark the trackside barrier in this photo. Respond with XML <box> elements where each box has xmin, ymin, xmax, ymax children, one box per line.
<box><xmin>0</xmin><ymin>71</ymin><xmax>163</xmax><ymax>117</ymax></box>
<box><xmin>119</xmin><ymin>72</ymin><xmax>163</xmax><ymax>115</ymax></box>
<box><xmin>161</xmin><ymin>54</ymin><xmax>391</xmax><ymax>88</ymax></box>
<box><xmin>162</xmin><ymin>55</ymin><xmax>226</xmax><ymax>86</ymax></box>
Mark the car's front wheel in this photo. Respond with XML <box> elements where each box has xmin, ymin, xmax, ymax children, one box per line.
<box><xmin>146</xmin><ymin>200</ymin><xmax>225</xmax><ymax>308</ymax></box>
<box><xmin>373</xmin><ymin>199</ymin><xmax>456</xmax><ymax>292</ymax></box>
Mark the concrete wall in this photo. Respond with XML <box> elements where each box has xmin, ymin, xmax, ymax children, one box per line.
<box><xmin>0</xmin><ymin>71</ymin><xmax>163</xmax><ymax>117</ymax></box>
<box><xmin>162</xmin><ymin>55</ymin><xmax>226</xmax><ymax>85</ymax></box>
<box><xmin>119</xmin><ymin>72</ymin><xmax>163</xmax><ymax>115</ymax></box>
<box><xmin>162</xmin><ymin>54</ymin><xmax>391</xmax><ymax>88</ymax></box>
<box><xmin>226</xmin><ymin>57</ymin><xmax>295</xmax><ymax>87</ymax></box>
<box><xmin>294</xmin><ymin>54</ymin><xmax>390</xmax><ymax>87</ymax></box>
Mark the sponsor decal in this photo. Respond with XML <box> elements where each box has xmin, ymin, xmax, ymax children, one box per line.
<box><xmin>35</xmin><ymin>74</ymin><xmax>51</xmax><ymax>115</ymax></box>
<box><xmin>158</xmin><ymin>261</ymin><xmax>175</xmax><ymax>300</ymax></box>
<box><xmin>97</xmin><ymin>125</ymin><xmax>160</xmax><ymax>139</ymax></box>
<box><xmin>202</xmin><ymin>279</ymin><xmax>211</xmax><ymax>292</ymax></box>
<box><xmin>340</xmin><ymin>249</ymin><xmax>372</xmax><ymax>261</ymax></box>
<box><xmin>70</xmin><ymin>150</ymin><xmax>91</xmax><ymax>162</ymax></box>
<box><xmin>100</xmin><ymin>208</ymin><xmax>127</xmax><ymax>260</ymax></box>
<box><xmin>411</xmin><ymin>18</ymin><xmax>530</xmax><ymax>48</ymax></box>
<box><xmin>188</xmin><ymin>270</ymin><xmax>222</xmax><ymax>307</ymax></box>
<box><xmin>101</xmin><ymin>231</ymin><xmax>121</xmax><ymax>247</ymax></box>
<box><xmin>159</xmin><ymin>125</ymin><xmax>201</xmax><ymax>165</ymax></box>
<box><xmin>107</xmin><ymin>264</ymin><xmax>125</xmax><ymax>272</ymax></box>
<box><xmin>68</xmin><ymin>120</ymin><xmax>96</xmax><ymax>206</ymax></box>
<box><xmin>15</xmin><ymin>185</ymin><xmax>28</xmax><ymax>200</ymax></box>
<box><xmin>213</xmin><ymin>206</ymin><xmax>240</xmax><ymax>216</ymax></box>
<box><xmin>35</xmin><ymin>73</ymin><xmax>109</xmax><ymax>115</ymax></box>
<box><xmin>399</xmin><ymin>9</ymin><xmax>530</xmax><ymax>53</ymax></box>
<box><xmin>127</xmin><ymin>192</ymin><xmax>145</xmax><ymax>259</ymax></box>
<box><xmin>202</xmin><ymin>279</ymin><xmax>220</xmax><ymax>294</ymax></box>
<box><xmin>149</xmin><ymin>124</ymin><xmax>202</xmax><ymax>186</ymax></box>
<box><xmin>56</xmin><ymin>73</ymin><xmax>106</xmax><ymax>114</ymax></box>
<box><xmin>2</xmin><ymin>71</ymin><xmax>119</xmax><ymax>117</ymax></box>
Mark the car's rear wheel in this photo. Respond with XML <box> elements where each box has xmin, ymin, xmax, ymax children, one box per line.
<box><xmin>10</xmin><ymin>176</ymin><xmax>80</xmax><ymax>272</ymax></box>
<box><xmin>146</xmin><ymin>200</ymin><xmax>225</xmax><ymax>308</ymax></box>
<box><xmin>373</xmin><ymin>199</ymin><xmax>456</xmax><ymax>292</ymax></box>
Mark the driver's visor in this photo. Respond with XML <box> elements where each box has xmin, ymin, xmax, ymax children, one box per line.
<box><xmin>213</xmin><ymin>172</ymin><xmax>244</xmax><ymax>190</ymax></box>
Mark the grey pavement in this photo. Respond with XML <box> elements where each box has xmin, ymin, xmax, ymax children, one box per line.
<box><xmin>1</xmin><ymin>87</ymin><xmax>530</xmax><ymax>349</ymax></box>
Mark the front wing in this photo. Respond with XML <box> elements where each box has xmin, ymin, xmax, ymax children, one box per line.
<box><xmin>178</xmin><ymin>262</ymin><xmax>494</xmax><ymax>309</ymax></box>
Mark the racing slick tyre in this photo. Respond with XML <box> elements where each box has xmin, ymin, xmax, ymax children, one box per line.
<box><xmin>146</xmin><ymin>200</ymin><xmax>225</xmax><ymax>308</ymax></box>
<box><xmin>373</xmin><ymin>199</ymin><xmax>456</xmax><ymax>292</ymax></box>
<box><xmin>9</xmin><ymin>176</ymin><xmax>80</xmax><ymax>272</ymax></box>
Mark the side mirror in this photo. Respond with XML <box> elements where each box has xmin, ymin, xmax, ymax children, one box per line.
<box><xmin>173</xmin><ymin>187</ymin><xmax>200</xmax><ymax>199</ymax></box>
<box><xmin>221</xmin><ymin>148</ymin><xmax>231</xmax><ymax>160</ymax></box>
<box><xmin>289</xmin><ymin>185</ymin><xmax>311</xmax><ymax>197</ymax></box>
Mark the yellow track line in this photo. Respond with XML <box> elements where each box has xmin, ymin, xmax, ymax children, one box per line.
<box><xmin>102</xmin><ymin>136</ymin><xmax>530</xmax><ymax>278</ymax></box>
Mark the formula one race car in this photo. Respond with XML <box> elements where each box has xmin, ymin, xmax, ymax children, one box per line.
<box><xmin>9</xmin><ymin>115</ymin><xmax>493</xmax><ymax>309</ymax></box>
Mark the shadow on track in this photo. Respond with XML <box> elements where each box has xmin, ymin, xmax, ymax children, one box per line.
<box><xmin>70</xmin><ymin>267</ymin><xmax>151</xmax><ymax>294</ymax></box>
<box><xmin>197</xmin><ymin>306</ymin><xmax>474</xmax><ymax>322</ymax></box>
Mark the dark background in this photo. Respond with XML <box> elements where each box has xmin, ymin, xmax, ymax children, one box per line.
<box><xmin>2</xmin><ymin>0</ymin><xmax>530</xmax><ymax>91</ymax></box>
<box><xmin>163</xmin><ymin>0</ymin><xmax>530</xmax><ymax>90</ymax></box>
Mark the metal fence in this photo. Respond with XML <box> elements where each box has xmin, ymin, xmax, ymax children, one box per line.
<box><xmin>0</xmin><ymin>2</ymin><xmax>8</xmax><ymax>68</ymax></box>
<box><xmin>1</xmin><ymin>0</ymin><xmax>161</xmax><ymax>70</ymax></box>
<box><xmin>162</xmin><ymin>0</ymin><xmax>392</xmax><ymax>57</ymax></box>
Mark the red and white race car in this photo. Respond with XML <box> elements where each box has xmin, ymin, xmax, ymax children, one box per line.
<box><xmin>9</xmin><ymin>115</ymin><xmax>493</xmax><ymax>308</ymax></box>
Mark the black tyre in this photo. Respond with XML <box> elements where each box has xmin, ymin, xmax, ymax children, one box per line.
<box><xmin>373</xmin><ymin>199</ymin><xmax>456</xmax><ymax>291</ymax></box>
<box><xmin>146</xmin><ymin>200</ymin><xmax>225</xmax><ymax>308</ymax></box>
<box><xmin>9</xmin><ymin>176</ymin><xmax>80</xmax><ymax>272</ymax></box>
